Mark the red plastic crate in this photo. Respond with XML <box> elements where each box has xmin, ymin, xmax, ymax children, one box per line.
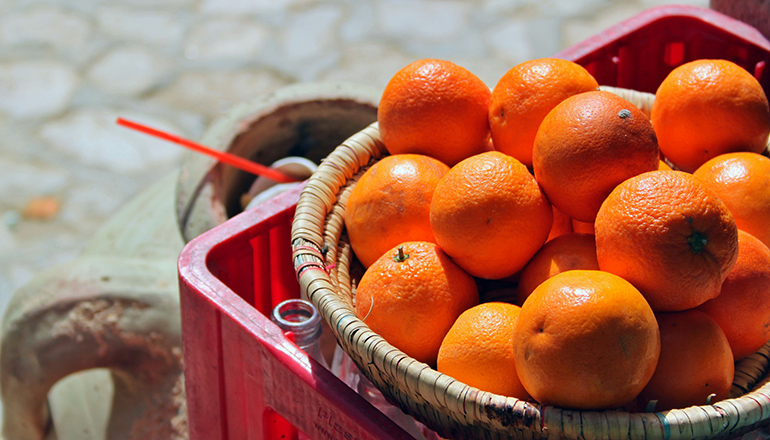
<box><xmin>178</xmin><ymin>5</ymin><xmax>770</xmax><ymax>440</ymax></box>
<box><xmin>553</xmin><ymin>4</ymin><xmax>770</xmax><ymax>94</ymax></box>
<box><xmin>178</xmin><ymin>184</ymin><xmax>416</xmax><ymax>440</ymax></box>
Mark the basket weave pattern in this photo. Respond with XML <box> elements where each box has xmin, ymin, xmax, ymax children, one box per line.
<box><xmin>291</xmin><ymin>89</ymin><xmax>770</xmax><ymax>440</ymax></box>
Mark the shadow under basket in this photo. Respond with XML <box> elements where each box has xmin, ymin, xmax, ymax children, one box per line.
<box><xmin>291</xmin><ymin>118</ymin><xmax>770</xmax><ymax>440</ymax></box>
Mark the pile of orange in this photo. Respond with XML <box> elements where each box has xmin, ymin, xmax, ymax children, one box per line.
<box><xmin>343</xmin><ymin>57</ymin><xmax>770</xmax><ymax>412</ymax></box>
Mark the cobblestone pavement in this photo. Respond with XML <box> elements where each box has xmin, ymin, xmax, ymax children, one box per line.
<box><xmin>0</xmin><ymin>0</ymin><xmax>713</xmax><ymax>424</ymax></box>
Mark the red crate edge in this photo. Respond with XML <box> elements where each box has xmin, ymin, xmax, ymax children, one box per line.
<box><xmin>178</xmin><ymin>184</ymin><xmax>416</xmax><ymax>440</ymax></box>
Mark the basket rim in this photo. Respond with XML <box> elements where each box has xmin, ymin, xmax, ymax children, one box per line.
<box><xmin>290</xmin><ymin>90</ymin><xmax>770</xmax><ymax>440</ymax></box>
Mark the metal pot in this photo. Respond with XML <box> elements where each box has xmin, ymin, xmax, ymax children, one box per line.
<box><xmin>176</xmin><ymin>81</ymin><xmax>380</xmax><ymax>242</ymax></box>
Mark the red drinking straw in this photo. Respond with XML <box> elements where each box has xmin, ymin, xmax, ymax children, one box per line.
<box><xmin>116</xmin><ymin>117</ymin><xmax>299</xmax><ymax>183</ymax></box>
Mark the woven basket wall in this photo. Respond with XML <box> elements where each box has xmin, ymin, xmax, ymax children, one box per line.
<box><xmin>291</xmin><ymin>87</ymin><xmax>770</xmax><ymax>440</ymax></box>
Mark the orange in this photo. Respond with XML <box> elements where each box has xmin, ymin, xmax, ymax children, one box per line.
<box><xmin>693</xmin><ymin>152</ymin><xmax>770</xmax><ymax>250</ymax></box>
<box><xmin>532</xmin><ymin>90</ymin><xmax>659</xmax><ymax>222</ymax></box>
<box><xmin>437</xmin><ymin>302</ymin><xmax>529</xmax><ymax>399</ymax></box>
<box><xmin>595</xmin><ymin>170</ymin><xmax>739</xmax><ymax>312</ymax></box>
<box><xmin>378</xmin><ymin>59</ymin><xmax>491</xmax><ymax>166</ymax></box>
<box><xmin>354</xmin><ymin>241</ymin><xmax>479</xmax><ymax>365</ymax></box>
<box><xmin>516</xmin><ymin>233</ymin><xmax>599</xmax><ymax>305</ymax></box>
<box><xmin>343</xmin><ymin>154</ymin><xmax>449</xmax><ymax>268</ymax></box>
<box><xmin>546</xmin><ymin>205</ymin><xmax>573</xmax><ymax>242</ymax></box>
<box><xmin>634</xmin><ymin>310</ymin><xmax>734</xmax><ymax>412</ymax></box>
<box><xmin>488</xmin><ymin>58</ymin><xmax>598</xmax><ymax>167</ymax></box>
<box><xmin>698</xmin><ymin>230</ymin><xmax>770</xmax><ymax>360</ymax></box>
<box><xmin>658</xmin><ymin>160</ymin><xmax>673</xmax><ymax>171</ymax></box>
<box><xmin>430</xmin><ymin>151</ymin><xmax>553</xmax><ymax>279</ymax></box>
<box><xmin>650</xmin><ymin>59</ymin><xmax>770</xmax><ymax>173</ymax></box>
<box><xmin>512</xmin><ymin>270</ymin><xmax>660</xmax><ymax>410</ymax></box>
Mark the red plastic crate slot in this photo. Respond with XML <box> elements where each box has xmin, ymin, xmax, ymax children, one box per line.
<box><xmin>267</xmin><ymin>219</ymin><xmax>300</xmax><ymax>307</ymax></box>
<box><xmin>756</xmin><ymin>60</ymin><xmax>766</xmax><ymax>80</ymax></box>
<box><xmin>250</xmin><ymin>232</ymin><xmax>272</xmax><ymax>313</ymax></box>
<box><xmin>664</xmin><ymin>41</ymin><xmax>685</xmax><ymax>66</ymax></box>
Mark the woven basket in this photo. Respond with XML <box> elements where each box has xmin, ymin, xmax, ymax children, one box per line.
<box><xmin>291</xmin><ymin>86</ymin><xmax>770</xmax><ymax>440</ymax></box>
